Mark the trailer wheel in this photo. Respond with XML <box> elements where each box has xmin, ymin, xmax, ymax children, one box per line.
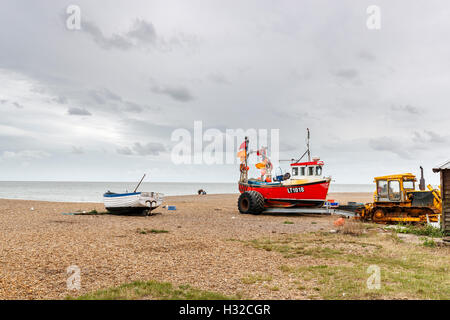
<box><xmin>238</xmin><ymin>191</ymin><xmax>265</xmax><ymax>215</ymax></box>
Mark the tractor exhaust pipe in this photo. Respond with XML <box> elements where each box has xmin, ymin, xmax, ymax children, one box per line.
<box><xmin>419</xmin><ymin>166</ymin><xmax>426</xmax><ymax>191</ymax></box>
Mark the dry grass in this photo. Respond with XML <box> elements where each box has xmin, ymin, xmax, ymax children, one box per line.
<box><xmin>68</xmin><ymin>280</ymin><xmax>236</xmax><ymax>300</ymax></box>
<box><xmin>241</xmin><ymin>273</ymin><xmax>273</xmax><ymax>284</ymax></box>
<box><xmin>342</xmin><ymin>220</ymin><xmax>365</xmax><ymax>236</ymax></box>
<box><xmin>243</xmin><ymin>231</ymin><xmax>450</xmax><ymax>299</ymax></box>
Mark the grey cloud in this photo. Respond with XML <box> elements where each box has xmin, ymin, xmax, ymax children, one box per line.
<box><xmin>334</xmin><ymin>68</ymin><xmax>359</xmax><ymax>80</ymax></box>
<box><xmin>53</xmin><ymin>96</ymin><xmax>67</xmax><ymax>104</ymax></box>
<box><xmin>88</xmin><ymin>90</ymin><xmax>107</xmax><ymax>104</ymax></box>
<box><xmin>132</xmin><ymin>142</ymin><xmax>166</xmax><ymax>156</ymax></box>
<box><xmin>87</xmin><ymin>88</ymin><xmax>146</xmax><ymax>113</ymax></box>
<box><xmin>391</xmin><ymin>105</ymin><xmax>420</xmax><ymax>115</ymax></box>
<box><xmin>83</xmin><ymin>21</ymin><xmax>133</xmax><ymax>50</ymax></box>
<box><xmin>424</xmin><ymin>130</ymin><xmax>446</xmax><ymax>143</ymax></box>
<box><xmin>67</xmin><ymin>107</ymin><xmax>92</xmax><ymax>116</ymax></box>
<box><xmin>279</xmin><ymin>141</ymin><xmax>297</xmax><ymax>152</ymax></box>
<box><xmin>124</xmin><ymin>101</ymin><xmax>143</xmax><ymax>113</ymax></box>
<box><xmin>1</xmin><ymin>150</ymin><xmax>51</xmax><ymax>160</ymax></box>
<box><xmin>116</xmin><ymin>146</ymin><xmax>133</xmax><ymax>155</ymax></box>
<box><xmin>151</xmin><ymin>85</ymin><xmax>194</xmax><ymax>102</ymax></box>
<box><xmin>120</xmin><ymin>118</ymin><xmax>180</xmax><ymax>139</ymax></box>
<box><xmin>412</xmin><ymin>130</ymin><xmax>446</xmax><ymax>144</ymax></box>
<box><xmin>272</xmin><ymin>110</ymin><xmax>319</xmax><ymax>121</ymax></box>
<box><xmin>102</xmin><ymin>88</ymin><xmax>123</xmax><ymax>102</ymax></box>
<box><xmin>88</xmin><ymin>88</ymin><xmax>123</xmax><ymax>104</ymax></box>
<box><xmin>116</xmin><ymin>142</ymin><xmax>166</xmax><ymax>156</ymax></box>
<box><xmin>370</xmin><ymin>131</ymin><xmax>446</xmax><ymax>160</ymax></box>
<box><xmin>71</xmin><ymin>146</ymin><xmax>84</xmax><ymax>154</ymax></box>
<box><xmin>83</xmin><ymin>19</ymin><xmax>156</xmax><ymax>51</ymax></box>
<box><xmin>0</xmin><ymin>100</ymin><xmax>24</xmax><ymax>108</ymax></box>
<box><xmin>369</xmin><ymin>137</ymin><xmax>412</xmax><ymax>159</ymax></box>
<box><xmin>127</xmin><ymin>19</ymin><xmax>157</xmax><ymax>44</ymax></box>
<box><xmin>357</xmin><ymin>51</ymin><xmax>376</xmax><ymax>61</ymax></box>
<box><xmin>208</xmin><ymin>73</ymin><xmax>231</xmax><ymax>85</ymax></box>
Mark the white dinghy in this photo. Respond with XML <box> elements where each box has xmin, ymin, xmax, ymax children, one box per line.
<box><xmin>103</xmin><ymin>174</ymin><xmax>163</xmax><ymax>215</ymax></box>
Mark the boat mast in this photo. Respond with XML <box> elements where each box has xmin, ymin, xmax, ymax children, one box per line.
<box><xmin>133</xmin><ymin>174</ymin><xmax>146</xmax><ymax>193</ymax></box>
<box><xmin>244</xmin><ymin>136</ymin><xmax>249</xmax><ymax>182</ymax></box>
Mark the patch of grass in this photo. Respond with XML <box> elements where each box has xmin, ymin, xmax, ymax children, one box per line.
<box><xmin>395</xmin><ymin>224</ymin><xmax>444</xmax><ymax>238</ymax></box>
<box><xmin>241</xmin><ymin>273</ymin><xmax>273</xmax><ymax>284</ymax></box>
<box><xmin>387</xmin><ymin>233</ymin><xmax>404</xmax><ymax>244</ymax></box>
<box><xmin>137</xmin><ymin>228</ymin><xmax>169</xmax><ymax>234</ymax></box>
<box><xmin>342</xmin><ymin>221</ymin><xmax>364</xmax><ymax>236</ymax></box>
<box><xmin>422</xmin><ymin>238</ymin><xmax>436</xmax><ymax>248</ymax></box>
<box><xmin>246</xmin><ymin>236</ymin><xmax>378</xmax><ymax>260</ymax></box>
<box><xmin>67</xmin><ymin>280</ymin><xmax>236</xmax><ymax>300</ymax></box>
<box><xmin>267</xmin><ymin>285</ymin><xmax>280</xmax><ymax>291</ymax></box>
<box><xmin>150</xmin><ymin>229</ymin><xmax>169</xmax><ymax>234</ymax></box>
<box><xmin>246</xmin><ymin>231</ymin><xmax>450</xmax><ymax>299</ymax></box>
<box><xmin>283</xmin><ymin>221</ymin><xmax>294</xmax><ymax>225</ymax></box>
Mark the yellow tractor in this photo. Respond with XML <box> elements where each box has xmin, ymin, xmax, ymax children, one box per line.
<box><xmin>357</xmin><ymin>172</ymin><xmax>441</xmax><ymax>224</ymax></box>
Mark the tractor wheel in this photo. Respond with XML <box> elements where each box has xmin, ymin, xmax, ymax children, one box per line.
<box><xmin>372</xmin><ymin>208</ymin><xmax>386</xmax><ymax>223</ymax></box>
<box><xmin>238</xmin><ymin>191</ymin><xmax>265</xmax><ymax>215</ymax></box>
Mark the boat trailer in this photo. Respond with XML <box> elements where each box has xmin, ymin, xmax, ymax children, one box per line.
<box><xmin>262</xmin><ymin>205</ymin><xmax>357</xmax><ymax>218</ymax></box>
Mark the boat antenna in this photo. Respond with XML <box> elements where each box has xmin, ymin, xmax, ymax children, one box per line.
<box><xmin>294</xmin><ymin>128</ymin><xmax>311</xmax><ymax>163</ymax></box>
<box><xmin>306</xmin><ymin>128</ymin><xmax>311</xmax><ymax>161</ymax></box>
<box><xmin>133</xmin><ymin>174</ymin><xmax>146</xmax><ymax>193</ymax></box>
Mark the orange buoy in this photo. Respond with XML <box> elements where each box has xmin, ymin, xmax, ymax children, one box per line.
<box><xmin>333</xmin><ymin>217</ymin><xmax>345</xmax><ymax>227</ymax></box>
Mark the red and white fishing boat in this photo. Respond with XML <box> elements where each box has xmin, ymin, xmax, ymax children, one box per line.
<box><xmin>237</xmin><ymin>129</ymin><xmax>331</xmax><ymax>214</ymax></box>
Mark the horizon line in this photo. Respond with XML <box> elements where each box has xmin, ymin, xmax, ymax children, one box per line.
<box><xmin>0</xmin><ymin>180</ymin><xmax>375</xmax><ymax>185</ymax></box>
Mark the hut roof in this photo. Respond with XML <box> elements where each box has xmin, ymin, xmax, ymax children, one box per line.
<box><xmin>433</xmin><ymin>160</ymin><xmax>450</xmax><ymax>172</ymax></box>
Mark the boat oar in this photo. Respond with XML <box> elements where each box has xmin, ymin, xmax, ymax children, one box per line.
<box><xmin>133</xmin><ymin>174</ymin><xmax>146</xmax><ymax>193</ymax></box>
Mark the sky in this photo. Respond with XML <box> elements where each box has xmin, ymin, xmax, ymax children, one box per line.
<box><xmin>0</xmin><ymin>0</ymin><xmax>449</xmax><ymax>184</ymax></box>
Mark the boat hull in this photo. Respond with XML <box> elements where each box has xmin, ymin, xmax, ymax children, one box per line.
<box><xmin>104</xmin><ymin>206</ymin><xmax>150</xmax><ymax>215</ymax></box>
<box><xmin>103</xmin><ymin>191</ymin><xmax>163</xmax><ymax>214</ymax></box>
<box><xmin>239</xmin><ymin>179</ymin><xmax>330</xmax><ymax>208</ymax></box>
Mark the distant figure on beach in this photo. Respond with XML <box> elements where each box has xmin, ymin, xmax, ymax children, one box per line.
<box><xmin>198</xmin><ymin>189</ymin><xmax>207</xmax><ymax>195</ymax></box>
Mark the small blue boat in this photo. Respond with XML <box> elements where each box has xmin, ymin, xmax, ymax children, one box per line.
<box><xmin>103</xmin><ymin>174</ymin><xmax>163</xmax><ymax>215</ymax></box>
<box><xmin>103</xmin><ymin>191</ymin><xmax>164</xmax><ymax>215</ymax></box>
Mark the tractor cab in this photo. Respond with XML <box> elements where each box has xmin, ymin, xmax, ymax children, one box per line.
<box><xmin>374</xmin><ymin>173</ymin><xmax>416</xmax><ymax>203</ymax></box>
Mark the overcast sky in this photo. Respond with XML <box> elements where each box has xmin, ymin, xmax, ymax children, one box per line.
<box><xmin>0</xmin><ymin>0</ymin><xmax>449</xmax><ymax>184</ymax></box>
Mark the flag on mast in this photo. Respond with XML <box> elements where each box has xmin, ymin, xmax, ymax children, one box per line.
<box><xmin>237</xmin><ymin>140</ymin><xmax>247</xmax><ymax>161</ymax></box>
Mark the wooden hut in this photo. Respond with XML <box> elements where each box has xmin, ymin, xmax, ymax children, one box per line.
<box><xmin>433</xmin><ymin>160</ymin><xmax>450</xmax><ymax>239</ymax></box>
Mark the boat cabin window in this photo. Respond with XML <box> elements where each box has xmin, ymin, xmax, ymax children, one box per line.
<box><xmin>293</xmin><ymin>165</ymin><xmax>318</xmax><ymax>177</ymax></box>
<box><xmin>377</xmin><ymin>180</ymin><xmax>388</xmax><ymax>198</ymax></box>
<box><xmin>389</xmin><ymin>180</ymin><xmax>401</xmax><ymax>201</ymax></box>
<box><xmin>403</xmin><ymin>180</ymin><xmax>415</xmax><ymax>189</ymax></box>
<box><xmin>316</xmin><ymin>166</ymin><xmax>322</xmax><ymax>176</ymax></box>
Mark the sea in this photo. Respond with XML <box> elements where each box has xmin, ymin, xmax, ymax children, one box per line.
<box><xmin>0</xmin><ymin>181</ymin><xmax>375</xmax><ymax>203</ymax></box>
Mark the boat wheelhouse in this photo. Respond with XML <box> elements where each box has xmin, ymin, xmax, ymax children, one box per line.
<box><xmin>288</xmin><ymin>158</ymin><xmax>324</xmax><ymax>183</ymax></box>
